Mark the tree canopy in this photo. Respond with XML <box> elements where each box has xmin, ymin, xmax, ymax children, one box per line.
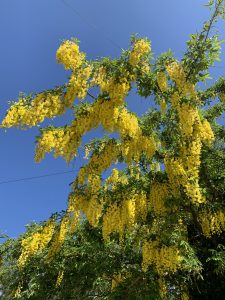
<box><xmin>1</xmin><ymin>1</ymin><xmax>225</xmax><ymax>299</ymax></box>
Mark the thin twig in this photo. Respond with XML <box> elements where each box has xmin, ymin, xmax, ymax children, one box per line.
<box><xmin>185</xmin><ymin>0</ymin><xmax>222</xmax><ymax>80</ymax></box>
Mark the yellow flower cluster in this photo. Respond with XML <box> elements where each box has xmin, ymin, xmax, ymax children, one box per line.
<box><xmin>180</xmin><ymin>138</ymin><xmax>205</xmax><ymax>204</ymax></box>
<box><xmin>170</xmin><ymin>91</ymin><xmax>180</xmax><ymax>109</ymax></box>
<box><xmin>156</xmin><ymin>72</ymin><xmax>167</xmax><ymax>93</ymax></box>
<box><xmin>151</xmin><ymin>162</ymin><xmax>161</xmax><ymax>172</ymax></box>
<box><xmin>97</xmin><ymin>101</ymin><xmax>119</xmax><ymax>132</ymax></box>
<box><xmin>34</xmin><ymin>102</ymin><xmax>117</xmax><ymax>163</ymax></box>
<box><xmin>91</xmin><ymin>65</ymin><xmax>132</xmax><ymax>105</ymax></box>
<box><xmin>135</xmin><ymin>191</ymin><xmax>148</xmax><ymax>220</ymax></box>
<box><xmin>177</xmin><ymin>104</ymin><xmax>199</xmax><ymax>137</ymax></box>
<box><xmin>129</xmin><ymin>39</ymin><xmax>151</xmax><ymax>67</ymax></box>
<box><xmin>102</xmin><ymin>79</ymin><xmax>131</xmax><ymax>106</ymax></box>
<box><xmin>158</xmin><ymin>278</ymin><xmax>167</xmax><ymax>299</ymax></box>
<box><xmin>18</xmin><ymin>219</ymin><xmax>55</xmax><ymax>268</ymax></box>
<box><xmin>149</xmin><ymin>182</ymin><xmax>169</xmax><ymax>215</ymax></box>
<box><xmin>117</xmin><ymin>108</ymin><xmax>141</xmax><ymax>138</ymax></box>
<box><xmin>35</xmin><ymin>127</ymin><xmax>80</xmax><ymax>163</ymax></box>
<box><xmin>102</xmin><ymin>200</ymin><xmax>135</xmax><ymax>241</ymax></box>
<box><xmin>86</xmin><ymin>174</ymin><xmax>102</xmax><ymax>194</ymax></box>
<box><xmin>77</xmin><ymin>141</ymin><xmax>119</xmax><ymax>185</ymax></box>
<box><xmin>56</xmin><ymin>40</ymin><xmax>85</xmax><ymax>70</ymax></box>
<box><xmin>102</xmin><ymin>191</ymin><xmax>147</xmax><ymax>241</ymax></box>
<box><xmin>34</xmin><ymin>103</ymin><xmax>104</xmax><ymax>161</ymax></box>
<box><xmin>142</xmin><ymin>240</ymin><xmax>181</xmax><ymax>274</ymax></box>
<box><xmin>199</xmin><ymin>210</ymin><xmax>225</xmax><ymax>238</ymax></box>
<box><xmin>69</xmin><ymin>192</ymin><xmax>103</xmax><ymax>227</ymax></box>
<box><xmin>165</xmin><ymin>82</ymin><xmax>214</xmax><ymax>204</ymax></box>
<box><xmin>121</xmin><ymin>135</ymin><xmax>156</xmax><ymax>164</ymax></box>
<box><xmin>195</xmin><ymin>118</ymin><xmax>215</xmax><ymax>145</ymax></box>
<box><xmin>139</xmin><ymin>61</ymin><xmax>151</xmax><ymax>74</ymax></box>
<box><xmin>2</xmin><ymin>93</ymin><xmax>65</xmax><ymax>128</ymax></box>
<box><xmin>69</xmin><ymin>210</ymin><xmax>80</xmax><ymax>234</ymax></box>
<box><xmin>177</xmin><ymin>104</ymin><xmax>214</xmax><ymax>144</ymax></box>
<box><xmin>65</xmin><ymin>65</ymin><xmax>92</xmax><ymax>106</ymax></box>
<box><xmin>166</xmin><ymin>61</ymin><xmax>185</xmax><ymax>87</ymax></box>
<box><xmin>165</xmin><ymin>138</ymin><xmax>205</xmax><ymax>204</ymax></box>
<box><xmin>90</xmin><ymin>66</ymin><xmax>107</xmax><ymax>87</ymax></box>
<box><xmin>181</xmin><ymin>292</ymin><xmax>189</xmax><ymax>300</ymax></box>
<box><xmin>56</xmin><ymin>271</ymin><xmax>64</xmax><ymax>287</ymax></box>
<box><xmin>159</xmin><ymin>99</ymin><xmax>167</xmax><ymax>114</ymax></box>
<box><xmin>111</xmin><ymin>273</ymin><xmax>123</xmax><ymax>290</ymax></box>
<box><xmin>105</xmin><ymin>168</ymin><xmax>120</xmax><ymax>188</ymax></box>
<box><xmin>166</xmin><ymin>62</ymin><xmax>197</xmax><ymax>98</ymax></box>
<box><xmin>181</xmin><ymin>139</ymin><xmax>201</xmax><ymax>172</ymax></box>
<box><xmin>105</xmin><ymin>169</ymin><xmax>129</xmax><ymax>192</ymax></box>
<box><xmin>47</xmin><ymin>214</ymin><xmax>70</xmax><ymax>261</ymax></box>
<box><xmin>75</xmin><ymin>127</ymin><xmax>154</xmax><ymax>190</ymax></box>
<box><xmin>164</xmin><ymin>156</ymin><xmax>186</xmax><ymax>196</ymax></box>
<box><xmin>14</xmin><ymin>283</ymin><xmax>22</xmax><ymax>299</ymax></box>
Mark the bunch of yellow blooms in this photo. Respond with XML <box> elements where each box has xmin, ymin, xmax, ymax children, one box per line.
<box><xmin>166</xmin><ymin>61</ymin><xmax>197</xmax><ymax>98</ymax></box>
<box><xmin>77</xmin><ymin>140</ymin><xmax>119</xmax><ymax>185</ymax></box>
<box><xmin>56</xmin><ymin>40</ymin><xmax>85</xmax><ymax>70</ymax></box>
<box><xmin>156</xmin><ymin>71</ymin><xmax>168</xmax><ymax>93</ymax></box>
<box><xmin>149</xmin><ymin>182</ymin><xmax>169</xmax><ymax>216</ymax></box>
<box><xmin>18</xmin><ymin>219</ymin><xmax>55</xmax><ymax>268</ymax></box>
<box><xmin>47</xmin><ymin>214</ymin><xmax>70</xmax><ymax>261</ymax></box>
<box><xmin>129</xmin><ymin>39</ymin><xmax>151</xmax><ymax>66</ymax></box>
<box><xmin>2</xmin><ymin>93</ymin><xmax>65</xmax><ymax>128</ymax></box>
<box><xmin>65</xmin><ymin>65</ymin><xmax>92</xmax><ymax>105</ymax></box>
<box><xmin>69</xmin><ymin>193</ymin><xmax>103</xmax><ymax>228</ymax></box>
<box><xmin>142</xmin><ymin>240</ymin><xmax>181</xmax><ymax>274</ymax></box>
<box><xmin>102</xmin><ymin>191</ymin><xmax>147</xmax><ymax>241</ymax></box>
<box><xmin>56</xmin><ymin>271</ymin><xmax>64</xmax><ymax>287</ymax></box>
<box><xmin>199</xmin><ymin>210</ymin><xmax>225</xmax><ymax>238</ymax></box>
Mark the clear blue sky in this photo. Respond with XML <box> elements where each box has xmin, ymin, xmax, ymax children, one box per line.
<box><xmin>0</xmin><ymin>0</ymin><xmax>225</xmax><ymax>238</ymax></box>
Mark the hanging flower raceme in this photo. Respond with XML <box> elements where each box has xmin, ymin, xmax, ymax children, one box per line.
<box><xmin>177</xmin><ymin>104</ymin><xmax>199</xmax><ymax>137</ymax></box>
<box><xmin>166</xmin><ymin>61</ymin><xmax>197</xmax><ymax>99</ymax></box>
<box><xmin>199</xmin><ymin>210</ymin><xmax>225</xmax><ymax>238</ymax></box>
<box><xmin>77</xmin><ymin>140</ymin><xmax>119</xmax><ymax>185</ymax></box>
<box><xmin>129</xmin><ymin>39</ymin><xmax>151</xmax><ymax>67</ymax></box>
<box><xmin>56</xmin><ymin>40</ymin><xmax>85</xmax><ymax>71</ymax></box>
<box><xmin>56</xmin><ymin>271</ymin><xmax>64</xmax><ymax>288</ymax></box>
<box><xmin>194</xmin><ymin>118</ymin><xmax>215</xmax><ymax>144</ymax></box>
<box><xmin>102</xmin><ymin>190</ymin><xmax>148</xmax><ymax>242</ymax></box>
<box><xmin>2</xmin><ymin>93</ymin><xmax>65</xmax><ymax>128</ymax></box>
<box><xmin>64</xmin><ymin>65</ymin><xmax>93</xmax><ymax>106</ymax></box>
<box><xmin>157</xmin><ymin>71</ymin><xmax>168</xmax><ymax>93</ymax></box>
<box><xmin>47</xmin><ymin>214</ymin><xmax>70</xmax><ymax>261</ymax></box>
<box><xmin>18</xmin><ymin>219</ymin><xmax>56</xmax><ymax>269</ymax></box>
<box><xmin>69</xmin><ymin>192</ymin><xmax>103</xmax><ymax>228</ymax></box>
<box><xmin>170</xmin><ymin>91</ymin><xmax>180</xmax><ymax>109</ymax></box>
<box><xmin>159</xmin><ymin>99</ymin><xmax>167</xmax><ymax>114</ymax></box>
<box><xmin>142</xmin><ymin>239</ymin><xmax>181</xmax><ymax>274</ymax></box>
<box><xmin>164</xmin><ymin>155</ymin><xmax>186</xmax><ymax>196</ymax></box>
<box><xmin>149</xmin><ymin>182</ymin><xmax>169</xmax><ymax>216</ymax></box>
<box><xmin>35</xmin><ymin>126</ymin><xmax>80</xmax><ymax>163</ymax></box>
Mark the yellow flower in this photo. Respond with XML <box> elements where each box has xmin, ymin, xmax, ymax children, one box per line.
<box><xmin>56</xmin><ymin>40</ymin><xmax>85</xmax><ymax>70</ymax></box>
<box><xmin>142</xmin><ymin>240</ymin><xmax>181</xmax><ymax>274</ymax></box>
<box><xmin>18</xmin><ymin>219</ymin><xmax>55</xmax><ymax>268</ymax></box>
<box><xmin>129</xmin><ymin>39</ymin><xmax>151</xmax><ymax>66</ymax></box>
<box><xmin>157</xmin><ymin>72</ymin><xmax>167</xmax><ymax>93</ymax></box>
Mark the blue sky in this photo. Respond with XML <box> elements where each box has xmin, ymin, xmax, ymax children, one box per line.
<box><xmin>0</xmin><ymin>0</ymin><xmax>225</xmax><ymax>238</ymax></box>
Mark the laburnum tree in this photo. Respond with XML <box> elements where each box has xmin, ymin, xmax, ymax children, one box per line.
<box><xmin>1</xmin><ymin>1</ymin><xmax>225</xmax><ymax>299</ymax></box>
